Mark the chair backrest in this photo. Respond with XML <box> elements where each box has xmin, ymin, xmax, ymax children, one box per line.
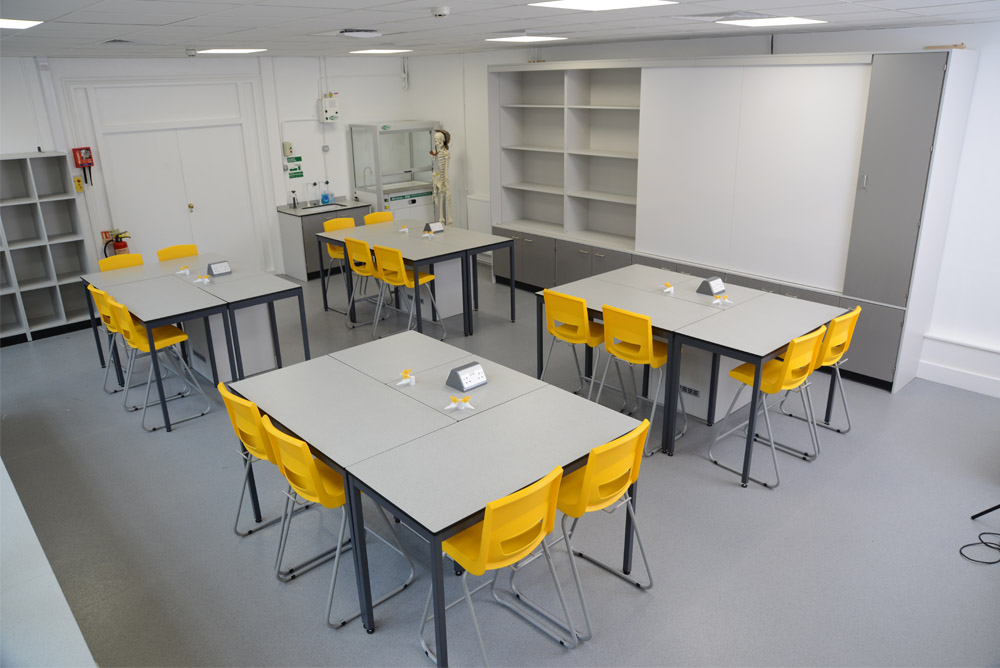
<box><xmin>157</xmin><ymin>244</ymin><xmax>198</xmax><ymax>262</ymax></box>
<box><xmin>817</xmin><ymin>306</ymin><xmax>861</xmax><ymax>368</ymax></box>
<box><xmin>87</xmin><ymin>284</ymin><xmax>117</xmax><ymax>332</ymax></box>
<box><xmin>773</xmin><ymin>325</ymin><xmax>827</xmax><ymax>392</ymax></box>
<box><xmin>543</xmin><ymin>289</ymin><xmax>592</xmax><ymax>345</ymax></box>
<box><xmin>473</xmin><ymin>466</ymin><xmax>562</xmax><ymax>575</ymax></box>
<box><xmin>364</xmin><ymin>211</ymin><xmax>393</xmax><ymax>225</ymax></box>
<box><xmin>602</xmin><ymin>304</ymin><xmax>654</xmax><ymax>365</ymax></box>
<box><xmin>217</xmin><ymin>382</ymin><xmax>276</xmax><ymax>464</ymax></box>
<box><xmin>261</xmin><ymin>415</ymin><xmax>343</xmax><ymax>509</ymax></box>
<box><xmin>104</xmin><ymin>296</ymin><xmax>139</xmax><ymax>350</ymax></box>
<box><xmin>323</xmin><ymin>218</ymin><xmax>355</xmax><ymax>259</ymax></box>
<box><xmin>99</xmin><ymin>253</ymin><xmax>143</xmax><ymax>272</ymax></box>
<box><xmin>344</xmin><ymin>237</ymin><xmax>378</xmax><ymax>278</ymax></box>
<box><xmin>562</xmin><ymin>420</ymin><xmax>651</xmax><ymax>518</ymax></box>
<box><xmin>372</xmin><ymin>245</ymin><xmax>407</xmax><ymax>287</ymax></box>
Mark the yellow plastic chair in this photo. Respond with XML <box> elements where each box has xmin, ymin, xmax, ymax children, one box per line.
<box><xmin>709</xmin><ymin>325</ymin><xmax>827</xmax><ymax>488</ymax></box>
<box><xmin>218</xmin><ymin>382</ymin><xmax>299</xmax><ymax>538</ymax></box>
<box><xmin>541</xmin><ymin>289</ymin><xmax>621</xmax><ymax>400</ymax></box>
<box><xmin>156</xmin><ymin>244</ymin><xmax>198</xmax><ymax>262</ymax></box>
<box><xmin>372</xmin><ymin>244</ymin><xmax>446</xmax><ymax>340</ymax></box>
<box><xmin>343</xmin><ymin>237</ymin><xmax>384</xmax><ymax>329</ymax></box>
<box><xmin>87</xmin><ymin>284</ymin><xmax>131</xmax><ymax>395</ymax></box>
<box><xmin>780</xmin><ymin>306</ymin><xmax>862</xmax><ymax>434</ymax></box>
<box><xmin>261</xmin><ymin>415</ymin><xmax>415</xmax><ymax>625</ymax></box>
<box><xmin>419</xmin><ymin>467</ymin><xmax>576</xmax><ymax>665</ymax></box>
<box><xmin>106</xmin><ymin>295</ymin><xmax>210</xmax><ymax>431</ymax></box>
<box><xmin>364</xmin><ymin>210</ymin><xmax>393</xmax><ymax>225</ymax></box>
<box><xmin>99</xmin><ymin>253</ymin><xmax>143</xmax><ymax>271</ymax></box>
<box><xmin>510</xmin><ymin>420</ymin><xmax>653</xmax><ymax>643</ymax></box>
<box><xmin>594</xmin><ymin>304</ymin><xmax>687</xmax><ymax>453</ymax></box>
<box><xmin>321</xmin><ymin>218</ymin><xmax>356</xmax><ymax>314</ymax></box>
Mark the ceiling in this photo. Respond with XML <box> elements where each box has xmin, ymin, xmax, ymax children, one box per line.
<box><xmin>0</xmin><ymin>0</ymin><xmax>997</xmax><ymax>58</ymax></box>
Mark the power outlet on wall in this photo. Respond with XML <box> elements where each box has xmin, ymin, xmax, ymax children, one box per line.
<box><xmin>680</xmin><ymin>385</ymin><xmax>700</xmax><ymax>398</ymax></box>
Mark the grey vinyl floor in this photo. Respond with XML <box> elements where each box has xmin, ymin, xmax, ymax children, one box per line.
<box><xmin>2</xmin><ymin>264</ymin><xmax>999</xmax><ymax>667</ymax></box>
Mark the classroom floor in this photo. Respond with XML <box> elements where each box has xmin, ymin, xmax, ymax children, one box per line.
<box><xmin>2</xmin><ymin>264</ymin><xmax>999</xmax><ymax>667</ymax></box>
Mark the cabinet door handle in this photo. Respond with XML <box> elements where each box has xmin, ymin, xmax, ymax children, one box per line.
<box><xmin>511</xmin><ymin>236</ymin><xmax>520</xmax><ymax>241</ymax></box>
<box><xmin>594</xmin><ymin>253</ymin><xmax>605</xmax><ymax>258</ymax></box>
<box><xmin>578</xmin><ymin>249</ymin><xmax>589</xmax><ymax>255</ymax></box>
<box><xmin>524</xmin><ymin>238</ymin><xmax>533</xmax><ymax>243</ymax></box>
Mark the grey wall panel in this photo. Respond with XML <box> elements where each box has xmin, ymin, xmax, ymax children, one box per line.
<box><xmin>780</xmin><ymin>284</ymin><xmax>843</xmax><ymax>307</ymax></box>
<box><xmin>843</xmin><ymin>52</ymin><xmax>946</xmax><ymax>307</ymax></box>
<box><xmin>837</xmin><ymin>297</ymin><xmax>904</xmax><ymax>383</ymax></box>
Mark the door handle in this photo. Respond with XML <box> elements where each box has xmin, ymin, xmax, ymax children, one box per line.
<box><xmin>188</xmin><ymin>203</ymin><xmax>195</xmax><ymax>211</ymax></box>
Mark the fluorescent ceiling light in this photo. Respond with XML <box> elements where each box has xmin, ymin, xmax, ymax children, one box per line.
<box><xmin>529</xmin><ymin>0</ymin><xmax>675</xmax><ymax>10</ymax></box>
<box><xmin>196</xmin><ymin>48</ymin><xmax>267</xmax><ymax>54</ymax></box>
<box><xmin>717</xmin><ymin>17</ymin><xmax>826</xmax><ymax>27</ymax></box>
<box><xmin>0</xmin><ymin>18</ymin><xmax>43</xmax><ymax>29</ymax></box>
<box><xmin>486</xmin><ymin>35</ymin><xmax>567</xmax><ymax>42</ymax></box>
<box><xmin>350</xmin><ymin>49</ymin><xmax>412</xmax><ymax>54</ymax></box>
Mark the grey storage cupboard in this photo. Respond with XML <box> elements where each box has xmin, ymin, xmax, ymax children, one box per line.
<box><xmin>489</xmin><ymin>51</ymin><xmax>978</xmax><ymax>390</ymax></box>
<box><xmin>1</xmin><ymin>152</ymin><xmax>91</xmax><ymax>342</ymax></box>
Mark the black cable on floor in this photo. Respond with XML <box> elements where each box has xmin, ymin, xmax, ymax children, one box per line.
<box><xmin>959</xmin><ymin>532</ymin><xmax>1000</xmax><ymax>564</ymax></box>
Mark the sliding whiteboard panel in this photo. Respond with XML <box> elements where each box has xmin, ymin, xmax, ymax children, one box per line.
<box><xmin>729</xmin><ymin>65</ymin><xmax>870</xmax><ymax>291</ymax></box>
<box><xmin>637</xmin><ymin>67</ymin><xmax>742</xmax><ymax>267</ymax></box>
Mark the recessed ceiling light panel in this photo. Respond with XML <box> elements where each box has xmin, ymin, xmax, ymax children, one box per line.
<box><xmin>717</xmin><ymin>17</ymin><xmax>826</xmax><ymax>27</ymax></box>
<box><xmin>529</xmin><ymin>0</ymin><xmax>676</xmax><ymax>11</ymax></box>
<box><xmin>486</xmin><ymin>35</ymin><xmax>568</xmax><ymax>42</ymax></box>
<box><xmin>0</xmin><ymin>18</ymin><xmax>43</xmax><ymax>29</ymax></box>
<box><xmin>350</xmin><ymin>49</ymin><xmax>413</xmax><ymax>54</ymax></box>
<box><xmin>196</xmin><ymin>48</ymin><xmax>268</xmax><ymax>54</ymax></box>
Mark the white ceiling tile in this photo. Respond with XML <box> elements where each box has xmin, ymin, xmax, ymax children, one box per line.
<box><xmin>0</xmin><ymin>0</ymin><xmax>103</xmax><ymax>21</ymax></box>
<box><xmin>908</xmin><ymin>0</ymin><xmax>1000</xmax><ymax>15</ymax></box>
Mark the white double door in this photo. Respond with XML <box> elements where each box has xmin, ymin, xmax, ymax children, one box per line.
<box><xmin>102</xmin><ymin>124</ymin><xmax>262</xmax><ymax>270</ymax></box>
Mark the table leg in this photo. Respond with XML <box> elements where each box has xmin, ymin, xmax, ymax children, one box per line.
<box><xmin>642</xmin><ymin>366</ymin><xmax>650</xmax><ymax>398</ymax></box>
<box><xmin>471</xmin><ymin>253</ymin><xmax>479</xmax><ymax>311</ymax></box>
<box><xmin>413</xmin><ymin>263</ymin><xmax>424</xmax><ymax>334</ymax></box>
<box><xmin>622</xmin><ymin>482</ymin><xmax>636</xmax><ymax>575</ymax></box>
<box><xmin>297</xmin><ymin>290</ymin><xmax>311</xmax><ymax>360</ymax></box>
<box><xmin>430</xmin><ymin>536</ymin><xmax>449</xmax><ymax>667</ymax></box>
<box><xmin>267</xmin><ymin>302</ymin><xmax>282</xmax><ymax>369</ymax></box>
<box><xmin>220</xmin><ymin>307</ymin><xmax>238</xmax><ymax>383</ymax></box>
<box><xmin>707</xmin><ymin>353</ymin><xmax>720</xmax><ymax>426</ymax></box>
<box><xmin>460</xmin><ymin>254</ymin><xmax>472</xmax><ymax>337</ymax></box>
<box><xmin>824</xmin><ymin>367</ymin><xmax>838</xmax><ymax>424</ymax></box>
<box><xmin>85</xmin><ymin>283</ymin><xmax>106</xmax><ymax>369</ymax></box>
<box><xmin>204</xmin><ymin>317</ymin><xmax>219</xmax><ymax>385</ymax></box>
<box><xmin>229</xmin><ymin>309</ymin><xmax>246</xmax><ymax>381</ymax></box>
<box><xmin>146</xmin><ymin>322</ymin><xmax>172</xmax><ymax>432</ymax></box>
<box><xmin>508</xmin><ymin>243</ymin><xmax>516</xmax><ymax>323</ymax></box>
<box><xmin>346</xmin><ymin>476</ymin><xmax>375</xmax><ymax>634</ymax></box>
<box><xmin>741</xmin><ymin>362</ymin><xmax>763</xmax><ymax>488</ymax></box>
<box><xmin>662</xmin><ymin>334</ymin><xmax>680</xmax><ymax>455</ymax></box>
<box><xmin>344</xmin><ymin>251</ymin><xmax>357</xmax><ymax>324</ymax></box>
<box><xmin>585</xmin><ymin>344</ymin><xmax>593</xmax><ymax>379</ymax></box>
<box><xmin>318</xmin><ymin>237</ymin><xmax>330</xmax><ymax>312</ymax></box>
<box><xmin>536</xmin><ymin>295</ymin><xmax>544</xmax><ymax>379</ymax></box>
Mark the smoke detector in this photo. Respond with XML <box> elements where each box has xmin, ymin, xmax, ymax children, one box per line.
<box><xmin>431</xmin><ymin>6</ymin><xmax>450</xmax><ymax>17</ymax></box>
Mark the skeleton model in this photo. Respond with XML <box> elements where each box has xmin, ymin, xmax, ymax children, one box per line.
<box><xmin>430</xmin><ymin>129</ymin><xmax>452</xmax><ymax>225</ymax></box>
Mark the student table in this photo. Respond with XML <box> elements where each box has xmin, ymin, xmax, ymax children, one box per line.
<box><xmin>316</xmin><ymin>220</ymin><xmax>515</xmax><ymax>337</ymax></box>
<box><xmin>537</xmin><ymin>265</ymin><xmax>846</xmax><ymax>487</ymax></box>
<box><xmin>231</xmin><ymin>332</ymin><xmax>639</xmax><ymax>666</ymax></box>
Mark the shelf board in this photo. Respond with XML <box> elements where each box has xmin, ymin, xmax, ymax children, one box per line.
<box><xmin>568</xmin><ymin>228</ymin><xmax>636</xmax><ymax>252</ymax></box>
<box><xmin>64</xmin><ymin>309</ymin><xmax>92</xmax><ymax>325</ymax></box>
<box><xmin>1</xmin><ymin>285</ymin><xmax>15</xmax><ymax>296</ymax></box>
<box><xmin>567</xmin><ymin>190</ymin><xmax>637</xmax><ymax>205</ymax></box>
<box><xmin>38</xmin><ymin>193</ymin><xmax>76</xmax><ymax>203</ymax></box>
<box><xmin>16</xmin><ymin>277</ymin><xmax>56</xmax><ymax>291</ymax></box>
<box><xmin>501</xmin><ymin>145</ymin><xmax>564</xmax><ymax>155</ymax></box>
<box><xmin>7</xmin><ymin>238</ymin><xmax>47</xmax><ymax>250</ymax></box>
<box><xmin>498</xmin><ymin>219</ymin><xmax>565</xmax><ymax>237</ymax></box>
<box><xmin>47</xmin><ymin>233</ymin><xmax>84</xmax><ymax>245</ymax></box>
<box><xmin>0</xmin><ymin>197</ymin><xmax>36</xmax><ymax>207</ymax></box>
<box><xmin>1</xmin><ymin>322</ymin><xmax>25</xmax><ymax>337</ymax></box>
<box><xmin>502</xmin><ymin>104</ymin><xmax>564</xmax><ymax>109</ymax></box>
<box><xmin>56</xmin><ymin>271</ymin><xmax>86</xmax><ymax>286</ymax></box>
<box><xmin>567</xmin><ymin>105</ymin><xmax>639</xmax><ymax>111</ymax></box>
<box><xmin>567</xmin><ymin>149</ymin><xmax>638</xmax><ymax>160</ymax></box>
<box><xmin>27</xmin><ymin>313</ymin><xmax>66</xmax><ymax>331</ymax></box>
<box><xmin>503</xmin><ymin>182</ymin><xmax>564</xmax><ymax>196</ymax></box>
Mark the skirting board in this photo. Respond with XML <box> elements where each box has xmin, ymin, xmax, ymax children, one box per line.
<box><xmin>917</xmin><ymin>334</ymin><xmax>1000</xmax><ymax>399</ymax></box>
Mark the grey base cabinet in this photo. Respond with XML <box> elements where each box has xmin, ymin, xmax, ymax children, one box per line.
<box><xmin>277</xmin><ymin>201</ymin><xmax>371</xmax><ymax>281</ymax></box>
<box><xmin>493</xmin><ymin>228</ymin><xmax>555</xmax><ymax>289</ymax></box>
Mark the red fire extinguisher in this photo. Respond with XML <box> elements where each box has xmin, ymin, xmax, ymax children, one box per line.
<box><xmin>103</xmin><ymin>230</ymin><xmax>131</xmax><ymax>257</ymax></box>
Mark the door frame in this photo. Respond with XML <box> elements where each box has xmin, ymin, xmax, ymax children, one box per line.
<box><xmin>59</xmin><ymin>75</ymin><xmax>276</xmax><ymax>271</ymax></box>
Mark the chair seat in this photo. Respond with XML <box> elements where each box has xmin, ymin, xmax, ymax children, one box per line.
<box><xmin>729</xmin><ymin>359</ymin><xmax>794</xmax><ymax>394</ymax></box>
<box><xmin>126</xmin><ymin>318</ymin><xmax>189</xmax><ymax>353</ymax></box>
<box><xmin>391</xmin><ymin>270</ymin><xmax>434</xmax><ymax>289</ymax></box>
<box><xmin>553</xmin><ymin>321</ymin><xmax>604</xmax><ymax>349</ymax></box>
<box><xmin>443</xmin><ymin>523</ymin><xmax>486</xmax><ymax>576</ymax></box>
<box><xmin>299</xmin><ymin>460</ymin><xmax>347</xmax><ymax>510</ymax></box>
<box><xmin>326</xmin><ymin>245</ymin><xmax>345</xmax><ymax>260</ymax></box>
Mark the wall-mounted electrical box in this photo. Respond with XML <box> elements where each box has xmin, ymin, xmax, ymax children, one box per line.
<box><xmin>282</xmin><ymin>141</ymin><xmax>294</xmax><ymax>156</ymax></box>
<box><xmin>319</xmin><ymin>91</ymin><xmax>340</xmax><ymax>123</ymax></box>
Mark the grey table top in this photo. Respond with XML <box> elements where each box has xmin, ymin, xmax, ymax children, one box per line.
<box><xmin>591</xmin><ymin>265</ymin><xmax>764</xmax><ymax>309</ymax></box>
<box><xmin>81</xmin><ymin>253</ymin><xmax>226</xmax><ymax>289</ymax></box>
<box><xmin>183</xmin><ymin>271</ymin><xmax>300</xmax><ymax>304</ymax></box>
<box><xmin>545</xmin><ymin>276</ymin><xmax>720</xmax><ymax>333</ymax></box>
<box><xmin>231</xmin><ymin>355</ymin><xmax>454</xmax><ymax>468</ymax></box>
<box><xmin>317</xmin><ymin>219</ymin><xmax>510</xmax><ymax>262</ymax></box>
<box><xmin>330</xmin><ymin>331</ymin><xmax>473</xmax><ymax>385</ymax></box>
<box><xmin>677</xmin><ymin>292</ymin><xmax>847</xmax><ymax>357</ymax></box>
<box><xmin>348</xmin><ymin>384</ymin><xmax>641</xmax><ymax>534</ymax></box>
<box><xmin>102</xmin><ymin>275</ymin><xmax>227</xmax><ymax>323</ymax></box>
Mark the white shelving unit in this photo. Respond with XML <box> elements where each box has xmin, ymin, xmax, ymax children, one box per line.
<box><xmin>492</xmin><ymin>65</ymin><xmax>640</xmax><ymax>250</ymax></box>
<box><xmin>1</xmin><ymin>152</ymin><xmax>90</xmax><ymax>341</ymax></box>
